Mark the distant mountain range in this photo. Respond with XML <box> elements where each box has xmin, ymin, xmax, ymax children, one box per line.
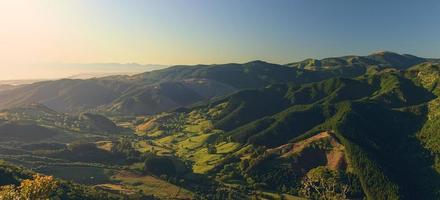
<box><xmin>57</xmin><ymin>63</ymin><xmax>169</xmax><ymax>77</ymax></box>
<box><xmin>0</xmin><ymin>63</ymin><xmax>168</xmax><ymax>85</ymax></box>
<box><xmin>0</xmin><ymin>51</ymin><xmax>436</xmax><ymax>116</ymax></box>
<box><xmin>0</xmin><ymin>79</ymin><xmax>48</xmax><ymax>86</ymax></box>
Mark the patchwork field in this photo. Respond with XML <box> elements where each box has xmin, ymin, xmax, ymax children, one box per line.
<box><xmin>134</xmin><ymin>109</ymin><xmax>244</xmax><ymax>174</ymax></box>
<box><xmin>111</xmin><ymin>170</ymin><xmax>193</xmax><ymax>199</ymax></box>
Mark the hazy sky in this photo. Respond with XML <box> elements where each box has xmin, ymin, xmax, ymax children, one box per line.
<box><xmin>0</xmin><ymin>0</ymin><xmax>439</xmax><ymax>80</ymax></box>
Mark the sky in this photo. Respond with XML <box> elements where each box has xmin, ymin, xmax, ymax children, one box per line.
<box><xmin>0</xmin><ymin>0</ymin><xmax>439</xmax><ymax>80</ymax></box>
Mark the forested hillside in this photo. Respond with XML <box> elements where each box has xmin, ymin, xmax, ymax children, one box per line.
<box><xmin>129</xmin><ymin>54</ymin><xmax>440</xmax><ymax>199</ymax></box>
<box><xmin>0</xmin><ymin>52</ymin><xmax>439</xmax><ymax>199</ymax></box>
<box><xmin>0</xmin><ymin>53</ymin><xmax>417</xmax><ymax>116</ymax></box>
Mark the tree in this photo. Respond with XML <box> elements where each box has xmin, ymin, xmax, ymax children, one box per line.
<box><xmin>143</xmin><ymin>154</ymin><xmax>176</xmax><ymax>176</ymax></box>
<box><xmin>299</xmin><ymin>166</ymin><xmax>352</xmax><ymax>200</ymax></box>
<box><xmin>111</xmin><ymin>138</ymin><xmax>140</xmax><ymax>162</ymax></box>
<box><xmin>0</xmin><ymin>175</ymin><xmax>59</xmax><ymax>200</ymax></box>
<box><xmin>206</xmin><ymin>144</ymin><xmax>217</xmax><ymax>154</ymax></box>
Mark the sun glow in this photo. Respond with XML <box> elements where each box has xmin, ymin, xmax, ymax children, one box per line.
<box><xmin>0</xmin><ymin>1</ymin><xmax>439</xmax><ymax>80</ymax></box>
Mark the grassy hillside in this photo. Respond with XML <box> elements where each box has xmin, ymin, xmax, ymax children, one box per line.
<box><xmin>0</xmin><ymin>54</ymin><xmax>407</xmax><ymax>116</ymax></box>
<box><xmin>0</xmin><ymin>53</ymin><xmax>439</xmax><ymax>199</ymax></box>
<box><xmin>128</xmin><ymin>65</ymin><xmax>440</xmax><ymax>199</ymax></box>
<box><xmin>0</xmin><ymin>104</ymin><xmax>126</xmax><ymax>135</ymax></box>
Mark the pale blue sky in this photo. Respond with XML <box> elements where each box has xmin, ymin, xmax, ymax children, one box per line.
<box><xmin>72</xmin><ymin>0</ymin><xmax>439</xmax><ymax>63</ymax></box>
<box><xmin>0</xmin><ymin>0</ymin><xmax>439</xmax><ymax>79</ymax></box>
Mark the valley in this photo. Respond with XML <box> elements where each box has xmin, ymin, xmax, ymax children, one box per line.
<box><xmin>0</xmin><ymin>52</ymin><xmax>440</xmax><ymax>199</ymax></box>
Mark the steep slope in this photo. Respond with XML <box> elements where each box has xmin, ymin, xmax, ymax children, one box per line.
<box><xmin>0</xmin><ymin>61</ymin><xmax>300</xmax><ymax>115</ymax></box>
<box><xmin>320</xmin><ymin>101</ymin><xmax>440</xmax><ymax>200</ymax></box>
<box><xmin>405</xmin><ymin>63</ymin><xmax>440</xmax><ymax>173</ymax></box>
<box><xmin>147</xmin><ymin>69</ymin><xmax>437</xmax><ymax>199</ymax></box>
<box><xmin>285</xmin><ymin>77</ymin><xmax>374</xmax><ymax>105</ymax></box>
<box><xmin>0</xmin><ymin>59</ymin><xmax>371</xmax><ymax>116</ymax></box>
<box><xmin>212</xmin><ymin>84</ymin><xmax>291</xmax><ymax>131</ymax></box>
<box><xmin>405</xmin><ymin>62</ymin><xmax>440</xmax><ymax>95</ymax></box>
<box><xmin>0</xmin><ymin>53</ymin><xmax>430</xmax><ymax>116</ymax></box>
<box><xmin>209</xmin><ymin>72</ymin><xmax>431</xmax><ymax>136</ymax></box>
<box><xmin>224</xmin><ymin>101</ymin><xmax>437</xmax><ymax>199</ymax></box>
<box><xmin>366</xmin><ymin>72</ymin><xmax>435</xmax><ymax>107</ymax></box>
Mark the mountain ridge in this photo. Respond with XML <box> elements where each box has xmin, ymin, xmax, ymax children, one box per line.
<box><xmin>1</xmin><ymin>51</ymin><xmax>432</xmax><ymax>116</ymax></box>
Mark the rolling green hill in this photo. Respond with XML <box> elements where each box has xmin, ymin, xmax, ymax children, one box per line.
<box><xmin>1</xmin><ymin>52</ymin><xmax>440</xmax><ymax>199</ymax></box>
<box><xmin>0</xmin><ymin>61</ymin><xmax>308</xmax><ymax>115</ymax></box>
<box><xmin>1</xmin><ymin>53</ymin><xmax>423</xmax><ymax>116</ymax></box>
<box><xmin>132</xmin><ymin>62</ymin><xmax>440</xmax><ymax>199</ymax></box>
<box><xmin>0</xmin><ymin>104</ymin><xmax>125</xmax><ymax>135</ymax></box>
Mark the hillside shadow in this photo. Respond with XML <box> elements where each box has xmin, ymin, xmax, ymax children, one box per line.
<box><xmin>375</xmin><ymin>105</ymin><xmax>440</xmax><ymax>199</ymax></box>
